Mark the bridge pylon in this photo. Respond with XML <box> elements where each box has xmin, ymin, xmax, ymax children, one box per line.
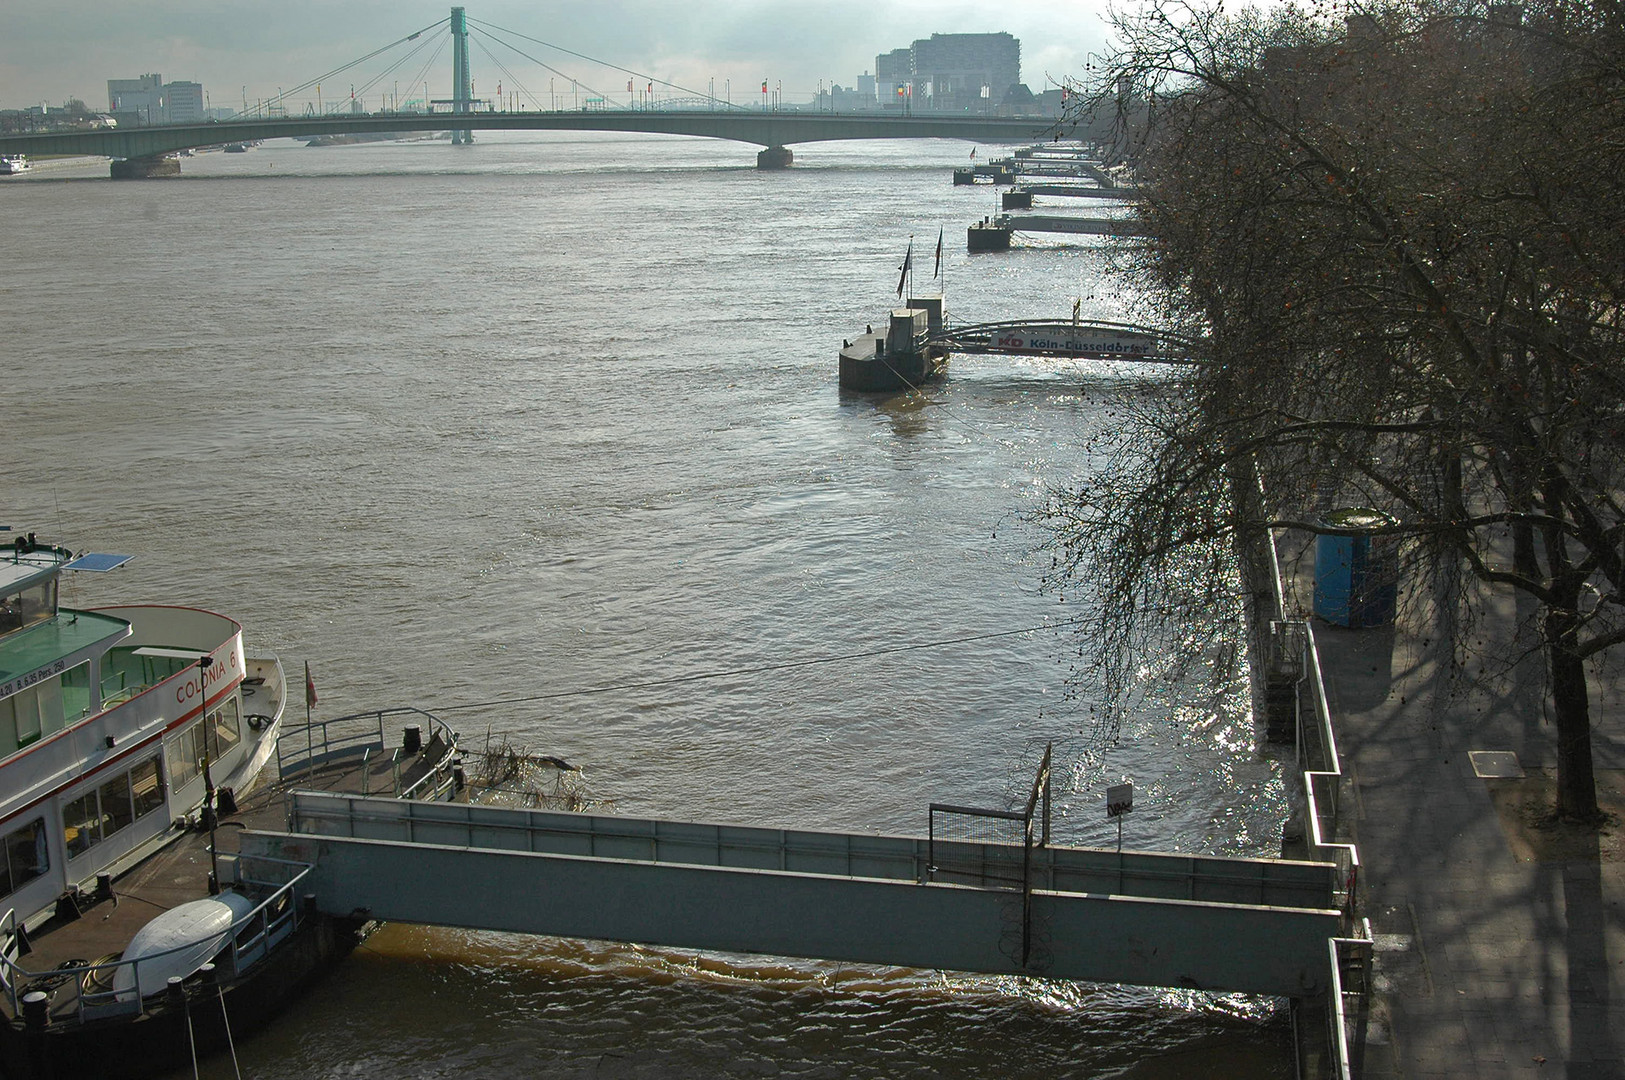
<box><xmin>451</xmin><ymin>6</ymin><xmax>473</xmax><ymax>145</ymax></box>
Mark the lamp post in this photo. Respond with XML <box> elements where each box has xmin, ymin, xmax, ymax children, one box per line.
<box><xmin>198</xmin><ymin>655</ymin><xmax>220</xmax><ymax>895</ymax></box>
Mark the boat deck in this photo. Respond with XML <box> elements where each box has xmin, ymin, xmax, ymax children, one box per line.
<box><xmin>10</xmin><ymin>745</ymin><xmax>432</xmax><ymax>1020</ymax></box>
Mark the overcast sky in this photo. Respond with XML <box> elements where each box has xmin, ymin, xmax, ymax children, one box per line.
<box><xmin>1</xmin><ymin>1</ymin><xmax>1112</xmax><ymax>111</ymax></box>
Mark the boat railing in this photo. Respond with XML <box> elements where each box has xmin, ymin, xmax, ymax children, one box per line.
<box><xmin>276</xmin><ymin>706</ymin><xmax>455</xmax><ymax>787</ymax></box>
<box><xmin>0</xmin><ymin>908</ymin><xmax>18</xmax><ymax>998</ymax></box>
<box><xmin>0</xmin><ymin>858</ymin><xmax>313</xmax><ymax>1024</ymax></box>
<box><xmin>397</xmin><ymin>739</ymin><xmax>461</xmax><ymax>802</ymax></box>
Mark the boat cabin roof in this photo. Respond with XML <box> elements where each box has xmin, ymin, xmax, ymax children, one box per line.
<box><xmin>0</xmin><ymin>546</ymin><xmax>69</xmax><ymax>596</ymax></box>
<box><xmin>0</xmin><ymin>608</ymin><xmax>131</xmax><ymax>691</ymax></box>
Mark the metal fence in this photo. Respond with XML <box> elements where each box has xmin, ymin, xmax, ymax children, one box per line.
<box><xmin>0</xmin><ymin>854</ymin><xmax>312</xmax><ymax>1025</ymax></box>
<box><xmin>926</xmin><ymin>744</ymin><xmax>1051</xmax><ymax>965</ymax></box>
<box><xmin>1261</xmin><ymin>524</ymin><xmax>1370</xmax><ymax>1080</ymax></box>
<box><xmin>275</xmin><ymin>706</ymin><xmax>460</xmax><ymax>802</ymax></box>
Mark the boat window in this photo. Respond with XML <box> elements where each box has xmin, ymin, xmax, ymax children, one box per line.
<box><xmin>0</xmin><ymin>819</ymin><xmax>48</xmax><ymax>899</ymax></box>
<box><xmin>8</xmin><ymin>688</ymin><xmax>43</xmax><ymax>749</ymax></box>
<box><xmin>0</xmin><ymin>697</ymin><xmax>16</xmax><ymax>759</ymax></box>
<box><xmin>60</xmin><ymin>663</ymin><xmax>93</xmax><ymax>724</ymax></box>
<box><xmin>0</xmin><ymin>578</ymin><xmax>55</xmax><ymax>635</ymax></box>
<box><xmin>0</xmin><ymin>680</ymin><xmax>71</xmax><ymax>757</ymax></box>
<box><xmin>62</xmin><ymin>791</ymin><xmax>103</xmax><ymax>859</ymax></box>
<box><xmin>131</xmin><ymin>758</ymin><xmax>164</xmax><ymax>819</ymax></box>
<box><xmin>35</xmin><ymin>679</ymin><xmax>64</xmax><ymax>741</ymax></box>
<box><xmin>166</xmin><ymin>719</ymin><xmax>206</xmax><ymax>790</ymax></box>
<box><xmin>99</xmin><ymin>648</ymin><xmax>187</xmax><ymax>709</ymax></box>
<box><xmin>207</xmin><ymin>699</ymin><xmax>241</xmax><ymax>760</ymax></box>
<box><xmin>100</xmin><ymin>771</ymin><xmax>136</xmax><ymax>836</ymax></box>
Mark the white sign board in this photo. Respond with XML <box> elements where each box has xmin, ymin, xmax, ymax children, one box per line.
<box><xmin>993</xmin><ymin>332</ymin><xmax>1157</xmax><ymax>358</ymax></box>
<box><xmin>1106</xmin><ymin>783</ymin><xmax>1134</xmax><ymax>818</ymax></box>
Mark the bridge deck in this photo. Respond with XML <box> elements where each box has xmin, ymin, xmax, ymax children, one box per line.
<box><xmin>239</xmin><ymin>792</ymin><xmax>1343</xmax><ymax>997</ymax></box>
<box><xmin>0</xmin><ymin>111</ymin><xmax>1074</xmax><ymax>161</ymax></box>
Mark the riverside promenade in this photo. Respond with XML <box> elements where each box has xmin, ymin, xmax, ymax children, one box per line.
<box><xmin>1293</xmin><ymin>547</ymin><xmax>1625</xmax><ymax>1078</ymax></box>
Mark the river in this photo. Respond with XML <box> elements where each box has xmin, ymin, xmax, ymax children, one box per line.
<box><xmin>1</xmin><ymin>131</ymin><xmax>1290</xmax><ymax>1078</ymax></box>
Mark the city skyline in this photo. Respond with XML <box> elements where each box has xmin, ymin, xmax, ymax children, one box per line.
<box><xmin>0</xmin><ymin>0</ymin><xmax>1109</xmax><ymax>111</ymax></box>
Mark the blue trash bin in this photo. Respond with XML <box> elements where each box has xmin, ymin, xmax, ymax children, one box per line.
<box><xmin>1314</xmin><ymin>508</ymin><xmax>1399</xmax><ymax>628</ymax></box>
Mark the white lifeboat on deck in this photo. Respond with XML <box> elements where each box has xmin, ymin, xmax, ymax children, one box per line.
<box><xmin>112</xmin><ymin>891</ymin><xmax>257</xmax><ymax>1000</ymax></box>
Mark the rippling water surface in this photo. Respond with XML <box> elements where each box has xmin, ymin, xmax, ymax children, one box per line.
<box><xmin>1</xmin><ymin>132</ymin><xmax>1289</xmax><ymax>1078</ymax></box>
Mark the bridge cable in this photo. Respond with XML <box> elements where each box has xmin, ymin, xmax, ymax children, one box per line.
<box><xmin>345</xmin><ymin>31</ymin><xmax>449</xmax><ymax>108</ymax></box>
<box><xmin>233</xmin><ymin>17</ymin><xmax>449</xmax><ymax>117</ymax></box>
<box><xmin>469</xmin><ymin>17</ymin><xmax>747</xmax><ymax>110</ymax></box>
<box><xmin>470</xmin><ymin>37</ymin><xmax>546</xmax><ymax>111</ymax></box>
<box><xmin>464</xmin><ymin>26</ymin><xmax>614</xmax><ymax>108</ymax></box>
<box><xmin>398</xmin><ymin>36</ymin><xmax>453</xmax><ymax>115</ymax></box>
<box><xmin>425</xmin><ymin>616</ymin><xmax>1086</xmax><ymax>715</ymax></box>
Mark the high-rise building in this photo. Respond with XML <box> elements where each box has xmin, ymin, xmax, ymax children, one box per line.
<box><xmin>874</xmin><ymin>32</ymin><xmax>1022</xmax><ymax>113</ymax></box>
<box><xmin>105</xmin><ymin>74</ymin><xmax>206</xmax><ymax>124</ymax></box>
<box><xmin>107</xmin><ymin>74</ymin><xmax>163</xmax><ymax>125</ymax></box>
<box><xmin>911</xmin><ymin>33</ymin><xmax>1020</xmax><ymax>113</ymax></box>
<box><xmin>875</xmin><ymin>48</ymin><xmax>912</xmax><ymax>108</ymax></box>
<box><xmin>164</xmin><ymin>81</ymin><xmax>204</xmax><ymax>123</ymax></box>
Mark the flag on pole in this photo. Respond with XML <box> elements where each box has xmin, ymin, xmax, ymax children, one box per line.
<box><xmin>970</xmin><ymin>147</ymin><xmax>976</xmax><ymax>161</ymax></box>
<box><xmin>896</xmin><ymin>238</ymin><xmax>913</xmax><ymax>298</ymax></box>
<box><xmin>304</xmin><ymin>661</ymin><xmax>318</xmax><ymax>709</ymax></box>
<box><xmin>762</xmin><ymin>80</ymin><xmax>769</xmax><ymax>94</ymax></box>
<box><xmin>933</xmin><ymin>228</ymin><xmax>944</xmax><ymax>279</ymax></box>
<box><xmin>628</xmin><ymin>79</ymin><xmax>634</xmax><ymax>93</ymax></box>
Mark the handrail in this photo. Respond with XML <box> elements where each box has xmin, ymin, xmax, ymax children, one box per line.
<box><xmin>1302</xmin><ymin>625</ymin><xmax>1361</xmax><ymax>919</ymax></box>
<box><xmin>277</xmin><ymin>706</ymin><xmax>456</xmax><ymax>785</ymax></box>
<box><xmin>398</xmin><ymin>751</ymin><xmax>459</xmax><ymax>802</ymax></box>
<box><xmin>0</xmin><ymin>908</ymin><xmax>15</xmax><ymax>1008</ymax></box>
<box><xmin>1262</xmin><ymin>525</ymin><xmax>1368</xmax><ymax>1080</ymax></box>
<box><xmin>288</xmin><ymin>793</ymin><xmax>1333</xmax><ymax>907</ymax></box>
<box><xmin>0</xmin><ymin>861</ymin><xmax>312</xmax><ymax>1022</ymax></box>
<box><xmin>925</xmin><ymin>317</ymin><xmax>1204</xmax><ymax>361</ymax></box>
<box><xmin>1324</xmin><ymin>934</ymin><xmax>1372</xmax><ymax>1080</ymax></box>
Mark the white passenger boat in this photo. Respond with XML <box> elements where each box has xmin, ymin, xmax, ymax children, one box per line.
<box><xmin>0</xmin><ymin>157</ymin><xmax>31</xmax><ymax>176</ymax></box>
<box><xmin>0</xmin><ymin>531</ymin><xmax>298</xmax><ymax>1078</ymax></box>
<box><xmin>0</xmin><ymin>531</ymin><xmax>591</xmax><ymax>1078</ymax></box>
<box><xmin>0</xmin><ymin>530</ymin><xmax>572</xmax><ymax>1079</ymax></box>
<box><xmin>0</xmin><ymin>533</ymin><xmax>284</xmax><ymax>929</ymax></box>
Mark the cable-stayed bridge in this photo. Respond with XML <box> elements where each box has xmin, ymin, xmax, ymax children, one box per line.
<box><xmin>0</xmin><ymin>6</ymin><xmax>1082</xmax><ymax>177</ymax></box>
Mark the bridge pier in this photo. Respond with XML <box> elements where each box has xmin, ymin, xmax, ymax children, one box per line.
<box><xmin>756</xmin><ymin>145</ymin><xmax>793</xmax><ymax>170</ymax></box>
<box><xmin>110</xmin><ymin>155</ymin><xmax>181</xmax><ymax>180</ymax></box>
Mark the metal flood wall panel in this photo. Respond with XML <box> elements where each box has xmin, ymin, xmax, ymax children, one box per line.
<box><xmin>240</xmin><ymin>830</ymin><xmax>1340</xmax><ymax>997</ymax></box>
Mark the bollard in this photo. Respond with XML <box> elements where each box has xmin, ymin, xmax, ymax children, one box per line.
<box><xmin>22</xmin><ymin>990</ymin><xmax>48</xmax><ymax>1031</ymax></box>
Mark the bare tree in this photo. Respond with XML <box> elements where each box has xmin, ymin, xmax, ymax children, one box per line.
<box><xmin>1048</xmin><ymin>0</ymin><xmax>1625</xmax><ymax>819</ymax></box>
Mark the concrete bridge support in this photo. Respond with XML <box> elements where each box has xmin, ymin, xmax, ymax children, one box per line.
<box><xmin>756</xmin><ymin>146</ymin><xmax>793</xmax><ymax>170</ymax></box>
<box><xmin>110</xmin><ymin>156</ymin><xmax>181</xmax><ymax>180</ymax></box>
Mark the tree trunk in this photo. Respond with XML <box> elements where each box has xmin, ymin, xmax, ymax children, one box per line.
<box><xmin>1545</xmin><ymin>597</ymin><xmax>1600</xmax><ymax>821</ymax></box>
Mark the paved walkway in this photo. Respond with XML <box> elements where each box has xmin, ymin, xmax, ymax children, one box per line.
<box><xmin>1298</xmin><ymin>563</ymin><xmax>1625</xmax><ymax>1079</ymax></box>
